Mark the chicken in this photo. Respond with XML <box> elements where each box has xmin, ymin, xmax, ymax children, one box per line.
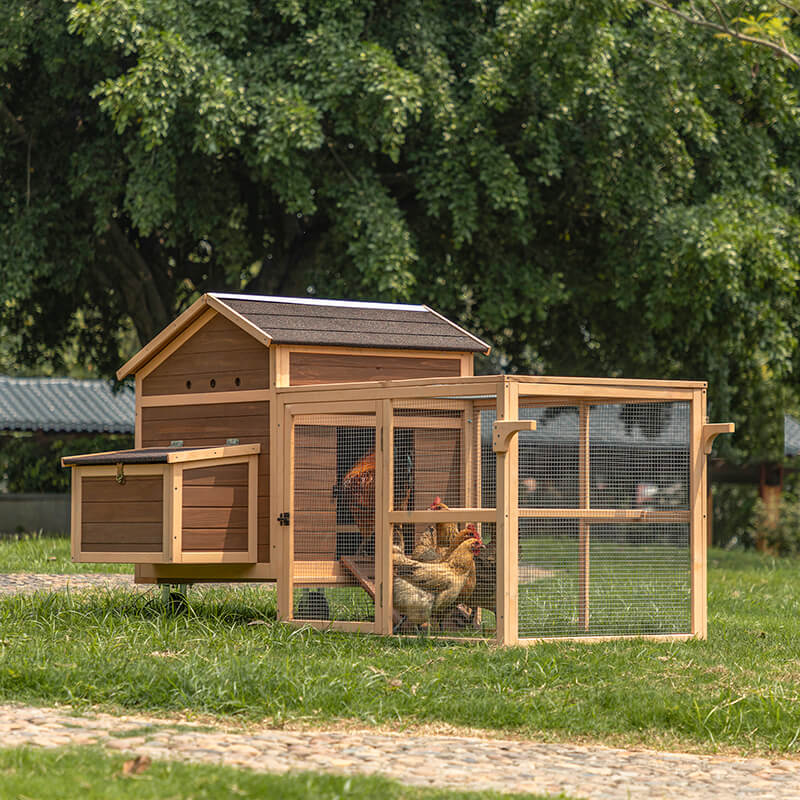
<box><xmin>333</xmin><ymin>451</ymin><xmax>375</xmax><ymax>555</ymax></box>
<box><xmin>412</xmin><ymin>523</ymin><xmax>478</xmax><ymax>563</ymax></box>
<box><xmin>429</xmin><ymin>496</ymin><xmax>461</xmax><ymax>549</ymax></box>
<box><xmin>409</xmin><ymin>525</ymin><xmax>437</xmax><ymax>560</ymax></box>
<box><xmin>393</xmin><ymin>535</ymin><xmax>484</xmax><ymax>629</ymax></box>
<box><xmin>471</xmin><ymin>533</ymin><xmax>496</xmax><ymax>617</ymax></box>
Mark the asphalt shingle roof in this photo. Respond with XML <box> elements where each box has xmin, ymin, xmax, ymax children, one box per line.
<box><xmin>211</xmin><ymin>293</ymin><xmax>491</xmax><ymax>353</ymax></box>
<box><xmin>0</xmin><ymin>376</ymin><xmax>135</xmax><ymax>434</ymax></box>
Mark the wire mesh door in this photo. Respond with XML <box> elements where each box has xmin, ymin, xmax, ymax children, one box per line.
<box><xmin>515</xmin><ymin>399</ymin><xmax>692</xmax><ymax>638</ymax></box>
<box><xmin>390</xmin><ymin>399</ymin><xmax>493</xmax><ymax>638</ymax></box>
<box><xmin>290</xmin><ymin>409</ymin><xmax>378</xmax><ymax>625</ymax></box>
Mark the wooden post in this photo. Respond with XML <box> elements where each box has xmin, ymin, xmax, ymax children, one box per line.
<box><xmin>578</xmin><ymin>402</ymin><xmax>590</xmax><ymax>631</ymax></box>
<box><xmin>495</xmin><ymin>378</ymin><xmax>519</xmax><ymax>646</ymax></box>
<box><xmin>375</xmin><ymin>399</ymin><xmax>394</xmax><ymax>634</ymax></box>
<box><xmin>276</xmin><ymin>401</ymin><xmax>294</xmax><ymax>621</ymax></box>
<box><xmin>690</xmin><ymin>389</ymin><xmax>708</xmax><ymax>639</ymax></box>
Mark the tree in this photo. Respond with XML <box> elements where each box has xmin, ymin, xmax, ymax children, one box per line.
<box><xmin>2</xmin><ymin>0</ymin><xmax>800</xmax><ymax>461</ymax></box>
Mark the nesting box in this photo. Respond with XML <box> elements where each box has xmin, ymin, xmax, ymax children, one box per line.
<box><xmin>63</xmin><ymin>293</ymin><xmax>732</xmax><ymax>645</ymax></box>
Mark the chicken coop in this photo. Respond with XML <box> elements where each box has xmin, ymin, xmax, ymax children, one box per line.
<box><xmin>62</xmin><ymin>293</ymin><xmax>732</xmax><ymax>645</ymax></box>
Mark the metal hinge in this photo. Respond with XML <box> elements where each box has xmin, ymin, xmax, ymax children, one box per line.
<box><xmin>277</xmin><ymin>512</ymin><xmax>290</xmax><ymax>527</ymax></box>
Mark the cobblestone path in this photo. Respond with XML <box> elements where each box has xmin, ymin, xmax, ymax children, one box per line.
<box><xmin>1</xmin><ymin>704</ymin><xmax>799</xmax><ymax>799</ymax></box>
<box><xmin>0</xmin><ymin>572</ymin><xmax>139</xmax><ymax>595</ymax></box>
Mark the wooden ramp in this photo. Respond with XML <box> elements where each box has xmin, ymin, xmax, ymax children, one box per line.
<box><xmin>340</xmin><ymin>557</ymin><xmax>402</xmax><ymax>626</ymax></box>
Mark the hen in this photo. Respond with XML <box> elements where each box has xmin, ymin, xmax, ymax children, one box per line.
<box><xmin>334</xmin><ymin>451</ymin><xmax>375</xmax><ymax>555</ymax></box>
<box><xmin>471</xmin><ymin>533</ymin><xmax>496</xmax><ymax>618</ymax></box>
<box><xmin>412</xmin><ymin>523</ymin><xmax>478</xmax><ymax>563</ymax></box>
<box><xmin>429</xmin><ymin>496</ymin><xmax>461</xmax><ymax>550</ymax></box>
<box><xmin>393</xmin><ymin>535</ymin><xmax>483</xmax><ymax>630</ymax></box>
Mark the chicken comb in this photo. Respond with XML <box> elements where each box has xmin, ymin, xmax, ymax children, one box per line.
<box><xmin>432</xmin><ymin>496</ymin><xmax>442</xmax><ymax>507</ymax></box>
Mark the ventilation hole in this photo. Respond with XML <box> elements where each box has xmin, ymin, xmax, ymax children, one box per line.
<box><xmin>234</xmin><ymin>377</ymin><xmax>241</xmax><ymax>387</ymax></box>
<box><xmin>185</xmin><ymin>380</ymin><xmax>192</xmax><ymax>390</ymax></box>
<box><xmin>210</xmin><ymin>378</ymin><xmax>216</xmax><ymax>388</ymax></box>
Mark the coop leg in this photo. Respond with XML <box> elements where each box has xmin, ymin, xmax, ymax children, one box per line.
<box><xmin>161</xmin><ymin>584</ymin><xmax>171</xmax><ymax>606</ymax></box>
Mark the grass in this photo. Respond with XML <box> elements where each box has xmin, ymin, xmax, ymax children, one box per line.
<box><xmin>0</xmin><ymin>532</ymin><xmax>132</xmax><ymax>574</ymax></box>
<box><xmin>1</xmin><ymin>539</ymin><xmax>800</xmax><ymax>755</ymax></box>
<box><xmin>0</xmin><ymin>747</ymin><xmax>569</xmax><ymax>800</ymax></box>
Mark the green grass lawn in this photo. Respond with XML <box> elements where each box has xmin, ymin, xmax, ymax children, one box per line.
<box><xmin>0</xmin><ymin>747</ymin><xmax>568</xmax><ymax>800</ymax></box>
<box><xmin>0</xmin><ymin>532</ymin><xmax>132</xmax><ymax>574</ymax></box>
<box><xmin>0</xmin><ymin>538</ymin><xmax>799</xmax><ymax>755</ymax></box>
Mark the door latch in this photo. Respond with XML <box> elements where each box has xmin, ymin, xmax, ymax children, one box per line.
<box><xmin>277</xmin><ymin>512</ymin><xmax>290</xmax><ymax>526</ymax></box>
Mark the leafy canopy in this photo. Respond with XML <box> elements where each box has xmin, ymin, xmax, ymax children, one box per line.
<box><xmin>2</xmin><ymin>0</ymin><xmax>800</xmax><ymax>460</ymax></box>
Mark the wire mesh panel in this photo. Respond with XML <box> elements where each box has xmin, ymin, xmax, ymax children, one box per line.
<box><xmin>518</xmin><ymin>405</ymin><xmax>580</xmax><ymax>508</ymax></box>
<box><xmin>589</xmin><ymin>402</ymin><xmax>690</xmax><ymax>509</ymax></box>
<box><xmin>292</xmin><ymin>413</ymin><xmax>376</xmax><ymax>623</ymax></box>
<box><xmin>518</xmin><ymin>519</ymin><xmax>691</xmax><ymax>637</ymax></box>
<box><xmin>390</xmin><ymin>400</ymin><xmax>492</xmax><ymax>638</ymax></box>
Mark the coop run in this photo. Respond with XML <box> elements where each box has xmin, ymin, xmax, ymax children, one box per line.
<box><xmin>276</xmin><ymin>375</ymin><xmax>731</xmax><ymax>644</ymax></box>
<box><xmin>61</xmin><ymin>293</ymin><xmax>732</xmax><ymax>645</ymax></box>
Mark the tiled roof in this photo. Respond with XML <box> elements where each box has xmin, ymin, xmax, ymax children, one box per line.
<box><xmin>0</xmin><ymin>376</ymin><xmax>135</xmax><ymax>434</ymax></box>
<box><xmin>210</xmin><ymin>293</ymin><xmax>491</xmax><ymax>353</ymax></box>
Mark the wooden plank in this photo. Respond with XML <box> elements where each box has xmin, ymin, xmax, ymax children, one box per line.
<box><xmin>144</xmin><ymin>369</ymin><xmax>267</xmax><ymax>397</ymax></box>
<box><xmin>136</xmin><ymin>562</ymin><xmax>278</xmax><ymax>582</ymax></box>
<box><xmin>139</xmin><ymin>390</ymin><xmax>271</xmax><ymax>407</ymax></box>
<box><xmin>388</xmin><ymin>509</ymin><xmax>496</xmax><ymax>523</ymax></box>
<box><xmin>690</xmin><ymin>389</ymin><xmax>708</xmax><ymax>639</ymax></box>
<box><xmin>70</xmin><ymin>467</ymin><xmax>81</xmax><ymax>562</ymax></box>
<box><xmin>182</xmin><ymin>506</ymin><xmax>248</xmax><ymax>529</ymax></box>
<box><xmin>290</xmin><ymin>351</ymin><xmax>461</xmax><ymax>386</ymax></box>
<box><xmin>182</xmin><ymin>531</ymin><xmax>249</xmax><ymax>551</ymax></box>
<box><xmin>182</xmin><ymin>486</ymin><xmax>248</xmax><ymax>506</ymax></box>
<box><xmin>82</xmin><ymin>476</ymin><xmax>163</xmax><ymax>503</ymax></box>
<box><xmin>142</xmin><ymin>402</ymin><xmax>268</xmax><ymax>421</ymax></box>
<box><xmin>375</xmin><ymin>399</ymin><xmax>392</xmax><ymax>633</ymax></box>
<box><xmin>82</xmin><ymin>501</ymin><xmax>163</xmax><ymax>524</ymax></box>
<box><xmin>82</xmin><ymin>523</ymin><xmax>163</xmax><ymax>545</ymax></box>
<box><xmin>82</xmin><ymin>542</ymin><xmax>163</xmax><ymax>553</ymax></box>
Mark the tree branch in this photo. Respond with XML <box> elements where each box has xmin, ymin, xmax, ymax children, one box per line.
<box><xmin>642</xmin><ymin>0</ymin><xmax>800</xmax><ymax>69</ymax></box>
<box><xmin>0</xmin><ymin>100</ymin><xmax>27</xmax><ymax>141</ymax></box>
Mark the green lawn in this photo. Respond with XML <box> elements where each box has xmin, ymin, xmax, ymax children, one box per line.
<box><xmin>0</xmin><ymin>532</ymin><xmax>132</xmax><ymax>574</ymax></box>
<box><xmin>0</xmin><ymin>539</ymin><xmax>799</xmax><ymax>755</ymax></box>
<box><xmin>0</xmin><ymin>747</ymin><xmax>568</xmax><ymax>800</ymax></box>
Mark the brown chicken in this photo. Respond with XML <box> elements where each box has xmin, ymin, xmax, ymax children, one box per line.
<box><xmin>471</xmin><ymin>533</ymin><xmax>496</xmax><ymax>618</ymax></box>
<box><xmin>429</xmin><ymin>496</ymin><xmax>461</xmax><ymax>549</ymax></box>
<box><xmin>334</xmin><ymin>451</ymin><xmax>375</xmax><ymax>554</ymax></box>
<box><xmin>393</xmin><ymin>535</ymin><xmax>483</xmax><ymax>629</ymax></box>
<box><xmin>412</xmin><ymin>523</ymin><xmax>478</xmax><ymax>563</ymax></box>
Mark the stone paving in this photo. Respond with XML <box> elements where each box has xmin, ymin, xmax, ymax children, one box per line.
<box><xmin>2</xmin><ymin>574</ymin><xmax>800</xmax><ymax>798</ymax></box>
<box><xmin>1</xmin><ymin>704</ymin><xmax>799</xmax><ymax>799</ymax></box>
<box><xmin>0</xmin><ymin>572</ymin><xmax>139</xmax><ymax>595</ymax></box>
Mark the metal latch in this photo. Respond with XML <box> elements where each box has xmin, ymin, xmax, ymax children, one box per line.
<box><xmin>115</xmin><ymin>462</ymin><xmax>126</xmax><ymax>485</ymax></box>
<box><xmin>277</xmin><ymin>512</ymin><xmax>290</xmax><ymax>526</ymax></box>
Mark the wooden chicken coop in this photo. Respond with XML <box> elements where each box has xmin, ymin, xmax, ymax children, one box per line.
<box><xmin>62</xmin><ymin>293</ymin><xmax>732</xmax><ymax>645</ymax></box>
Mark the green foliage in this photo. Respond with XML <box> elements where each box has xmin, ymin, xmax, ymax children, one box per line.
<box><xmin>0</xmin><ymin>433</ymin><xmax>133</xmax><ymax>493</ymax></box>
<box><xmin>749</xmin><ymin>496</ymin><xmax>800</xmax><ymax>556</ymax></box>
<box><xmin>3</xmin><ymin>1</ymin><xmax>800</xmax><ymax>458</ymax></box>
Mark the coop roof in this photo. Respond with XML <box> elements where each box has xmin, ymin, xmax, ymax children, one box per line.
<box><xmin>117</xmin><ymin>293</ymin><xmax>491</xmax><ymax>379</ymax></box>
<box><xmin>0</xmin><ymin>376</ymin><xmax>135</xmax><ymax>434</ymax></box>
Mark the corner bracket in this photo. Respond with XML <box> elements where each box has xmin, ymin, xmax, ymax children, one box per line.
<box><xmin>702</xmin><ymin>422</ymin><xmax>735</xmax><ymax>455</ymax></box>
<box><xmin>492</xmin><ymin>420</ymin><xmax>537</xmax><ymax>453</ymax></box>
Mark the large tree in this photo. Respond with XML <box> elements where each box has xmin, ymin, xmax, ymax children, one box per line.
<box><xmin>2</xmin><ymin>0</ymin><xmax>800</xmax><ymax>460</ymax></box>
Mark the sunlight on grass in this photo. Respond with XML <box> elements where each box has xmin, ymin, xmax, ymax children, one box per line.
<box><xmin>0</xmin><ymin>532</ymin><xmax>133</xmax><ymax>574</ymax></box>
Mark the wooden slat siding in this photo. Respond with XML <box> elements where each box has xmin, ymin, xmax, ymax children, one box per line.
<box><xmin>83</xmin><ymin>501</ymin><xmax>162</xmax><ymax>524</ymax></box>
<box><xmin>413</xmin><ymin>429</ymin><xmax>463</xmax><ymax>508</ymax></box>
<box><xmin>82</xmin><ymin>476</ymin><xmax>163</xmax><ymax>503</ymax></box>
<box><xmin>141</xmin><ymin>402</ymin><xmax>270</xmax><ymax>561</ymax></box>
<box><xmin>142</xmin><ymin>314</ymin><xmax>268</xmax><ymax>396</ymax></box>
<box><xmin>183</xmin><ymin>486</ymin><xmax>247</xmax><ymax>505</ymax></box>
<box><xmin>81</xmin><ymin>476</ymin><xmax>164</xmax><ymax>551</ymax></box>
<box><xmin>293</xmin><ymin>425</ymin><xmax>337</xmax><ymax>561</ymax></box>
<box><xmin>82</xmin><ymin>523</ymin><xmax>163</xmax><ymax>547</ymax></box>
<box><xmin>290</xmin><ymin>352</ymin><xmax>461</xmax><ymax>386</ymax></box>
<box><xmin>182</xmin><ymin>531</ymin><xmax>249</xmax><ymax>551</ymax></box>
<box><xmin>183</xmin><ymin>506</ymin><xmax>248</xmax><ymax>529</ymax></box>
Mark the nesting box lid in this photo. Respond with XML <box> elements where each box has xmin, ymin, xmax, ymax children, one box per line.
<box><xmin>117</xmin><ymin>293</ymin><xmax>491</xmax><ymax>380</ymax></box>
